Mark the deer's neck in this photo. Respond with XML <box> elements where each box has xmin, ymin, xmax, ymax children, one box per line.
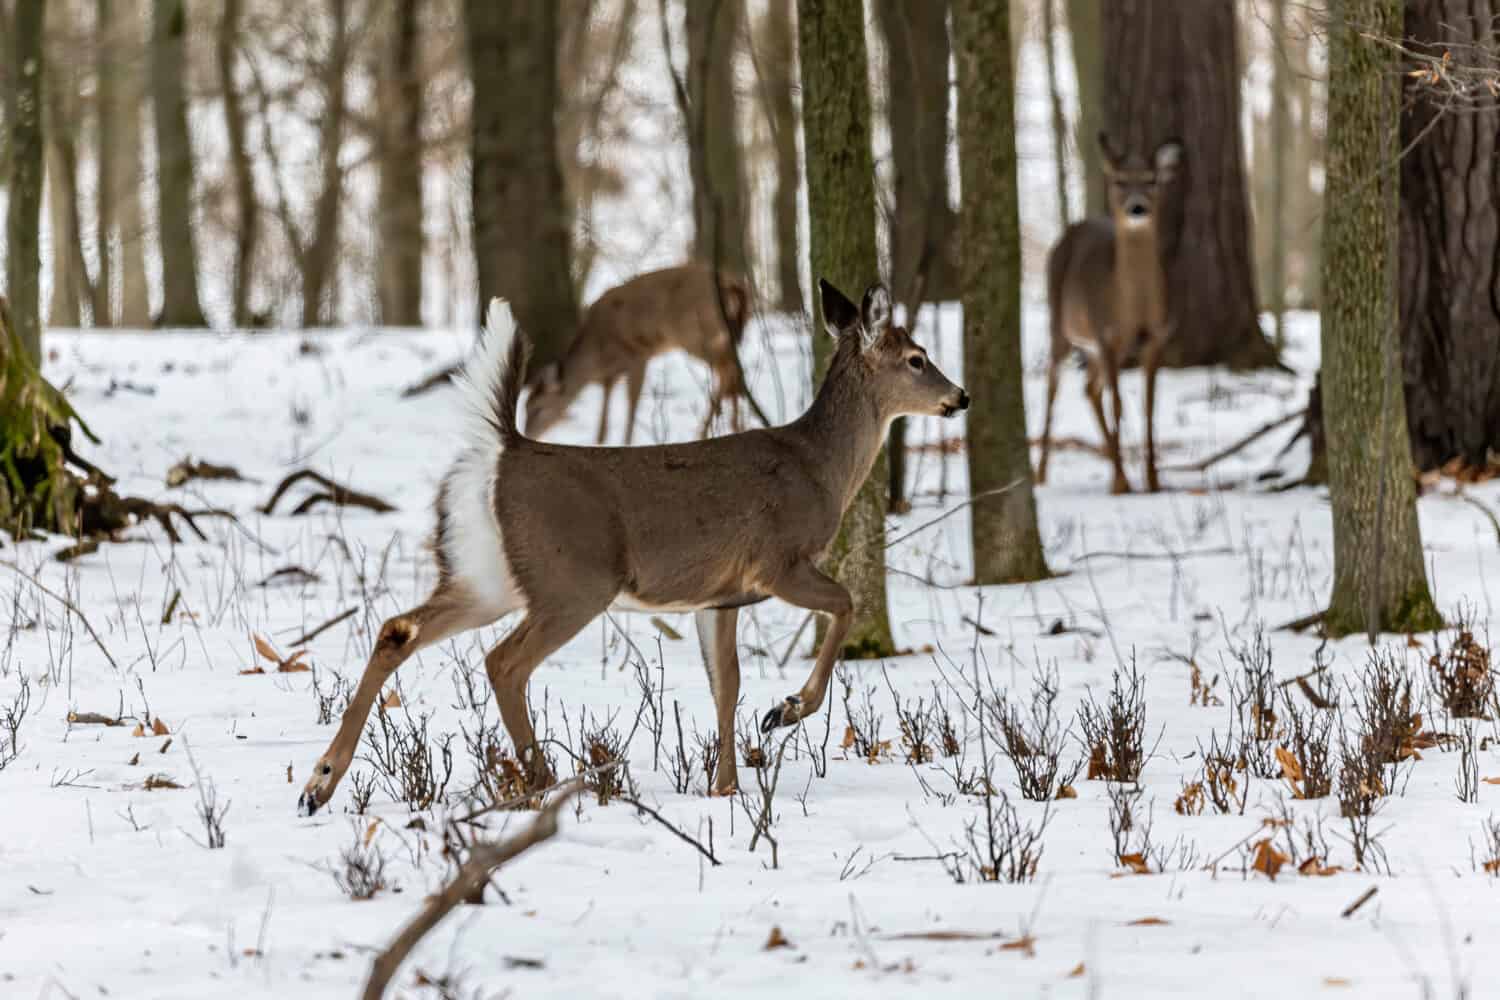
<box><xmin>793</xmin><ymin>355</ymin><xmax>888</xmax><ymax>511</ymax></box>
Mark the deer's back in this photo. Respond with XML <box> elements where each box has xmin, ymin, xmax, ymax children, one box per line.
<box><xmin>584</xmin><ymin>264</ymin><xmax>745</xmax><ymax>370</ymax></box>
<box><xmin>494</xmin><ymin>429</ymin><xmax>837</xmax><ymax>611</ymax></box>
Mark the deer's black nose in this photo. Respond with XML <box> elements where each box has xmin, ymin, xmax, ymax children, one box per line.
<box><xmin>1128</xmin><ymin>203</ymin><xmax>1148</xmax><ymax>217</ymax></box>
<box><xmin>957</xmin><ymin>390</ymin><xmax>970</xmax><ymax>410</ymax></box>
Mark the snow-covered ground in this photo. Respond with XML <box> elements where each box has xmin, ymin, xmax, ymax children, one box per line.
<box><xmin>5</xmin><ymin>307</ymin><xmax>1500</xmax><ymax>1000</ymax></box>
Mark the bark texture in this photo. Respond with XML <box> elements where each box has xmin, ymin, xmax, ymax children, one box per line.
<box><xmin>150</xmin><ymin>0</ymin><xmax>209</xmax><ymax>327</ymax></box>
<box><xmin>103</xmin><ymin>0</ymin><xmax>152</xmax><ymax>327</ymax></box>
<box><xmin>1399</xmin><ymin>0</ymin><xmax>1500</xmax><ymax>472</ymax></box>
<box><xmin>1101</xmin><ymin>0</ymin><xmax>1277</xmax><ymax>368</ymax></box>
<box><xmin>7</xmin><ymin>0</ymin><xmax>46</xmax><ymax>361</ymax></box>
<box><xmin>798</xmin><ymin>0</ymin><xmax>894</xmax><ymax>658</ymax></box>
<box><xmin>954</xmin><ymin>0</ymin><xmax>1048</xmax><ymax>584</ymax></box>
<box><xmin>217</xmin><ymin>0</ymin><xmax>258</xmax><ymax>327</ymax></box>
<box><xmin>686</xmin><ymin>0</ymin><xmax>749</xmax><ymax>277</ymax></box>
<box><xmin>1065</xmin><ymin>0</ymin><xmax>1104</xmax><ymax>219</ymax></box>
<box><xmin>1321</xmin><ymin>0</ymin><xmax>1440</xmax><ymax>637</ymax></box>
<box><xmin>299</xmin><ymin>0</ymin><xmax>349</xmax><ymax>327</ymax></box>
<box><xmin>377</xmin><ymin>0</ymin><xmax>424</xmax><ymax>326</ymax></box>
<box><xmin>466</xmin><ymin>0</ymin><xmax>577</xmax><ymax>365</ymax></box>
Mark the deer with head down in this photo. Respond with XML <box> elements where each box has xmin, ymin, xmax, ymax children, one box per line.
<box><xmin>297</xmin><ymin>278</ymin><xmax>967</xmax><ymax>813</ymax></box>
<box><xmin>524</xmin><ymin>263</ymin><xmax>763</xmax><ymax>444</ymax></box>
<box><xmin>1038</xmin><ymin>133</ymin><xmax>1182</xmax><ymax>494</ymax></box>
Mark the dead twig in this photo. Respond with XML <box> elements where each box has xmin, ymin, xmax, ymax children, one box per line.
<box><xmin>1161</xmin><ymin>410</ymin><xmax>1304</xmax><ymax>473</ymax></box>
<box><xmin>399</xmin><ymin>361</ymin><xmax>462</xmax><ymax>399</ymax></box>
<box><xmin>166</xmin><ymin>458</ymin><xmax>258</xmax><ymax>488</ymax></box>
<box><xmin>0</xmin><ymin>560</ymin><xmax>120</xmax><ymax>672</ymax></box>
<box><xmin>288</xmin><ymin>606</ymin><xmax>358</xmax><ymax>648</ymax></box>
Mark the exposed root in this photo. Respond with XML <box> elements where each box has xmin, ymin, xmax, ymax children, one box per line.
<box><xmin>259</xmin><ymin>469</ymin><xmax>395</xmax><ymax>516</ymax></box>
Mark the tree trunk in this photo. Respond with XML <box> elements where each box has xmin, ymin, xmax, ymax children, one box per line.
<box><xmin>96</xmin><ymin>0</ymin><xmax>115</xmax><ymax>326</ymax></box>
<box><xmin>876</xmin><ymin>0</ymin><xmax>956</xmax><ymax>307</ymax></box>
<box><xmin>0</xmin><ymin>298</ymin><xmax>85</xmax><ymax>537</ymax></box>
<box><xmin>1102</xmin><ymin>0</ymin><xmax>1276</xmax><ymax>368</ymax></box>
<box><xmin>377</xmin><ymin>0</ymin><xmax>424</xmax><ymax>327</ymax></box>
<box><xmin>300</xmin><ymin>0</ymin><xmax>349</xmax><ymax>327</ymax></box>
<box><xmin>1042</xmin><ymin>0</ymin><xmax>1072</xmax><ymax>232</ymax></box>
<box><xmin>1065</xmin><ymin>0</ymin><xmax>1104</xmax><ymax>219</ymax></box>
<box><xmin>150</xmin><ymin>0</ymin><xmax>208</xmax><ymax>327</ymax></box>
<box><xmin>685</xmin><ymin>0</ymin><xmax>749</xmax><ymax>277</ymax></box>
<box><xmin>1399</xmin><ymin>0</ymin><xmax>1500</xmax><ymax>473</ymax></box>
<box><xmin>217</xmin><ymin>0</ymin><xmax>257</xmax><ymax>328</ymax></box>
<box><xmin>106</xmin><ymin>0</ymin><xmax>152</xmax><ymax>327</ymax></box>
<box><xmin>7</xmin><ymin>0</ymin><xmax>46</xmax><ymax>362</ymax></box>
<box><xmin>46</xmin><ymin>127</ymin><xmax>83</xmax><ymax>327</ymax></box>
<box><xmin>953</xmin><ymin>0</ymin><xmax>1048</xmax><ymax>584</ymax></box>
<box><xmin>798</xmin><ymin>0</ymin><xmax>894</xmax><ymax>659</ymax></box>
<box><xmin>1267</xmin><ymin>0</ymin><xmax>1287</xmax><ymax>352</ymax></box>
<box><xmin>466</xmin><ymin>0</ymin><xmax>577</xmax><ymax>365</ymax></box>
<box><xmin>757</xmin><ymin>0</ymin><xmax>803</xmax><ymax>314</ymax></box>
<box><xmin>1320</xmin><ymin>0</ymin><xmax>1439</xmax><ymax>638</ymax></box>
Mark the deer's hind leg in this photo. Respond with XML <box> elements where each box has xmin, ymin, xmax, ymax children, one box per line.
<box><xmin>484</xmin><ymin>602</ymin><xmax>608</xmax><ymax>789</ymax></box>
<box><xmin>299</xmin><ymin>596</ymin><xmax>485</xmax><ymax>815</ymax></box>
<box><xmin>694</xmin><ymin>607</ymin><xmax>741</xmax><ymax>794</ymax></box>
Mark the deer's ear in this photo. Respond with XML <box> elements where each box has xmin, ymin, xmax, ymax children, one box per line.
<box><xmin>818</xmin><ymin>278</ymin><xmax>859</xmax><ymax>339</ymax></box>
<box><xmin>1098</xmin><ymin>131</ymin><xmax>1123</xmax><ymax>175</ymax></box>
<box><xmin>534</xmin><ymin>360</ymin><xmax>562</xmax><ymax>392</ymax></box>
<box><xmin>859</xmin><ymin>284</ymin><xmax>891</xmax><ymax>351</ymax></box>
<box><xmin>1154</xmin><ymin>138</ymin><xmax>1184</xmax><ymax>176</ymax></box>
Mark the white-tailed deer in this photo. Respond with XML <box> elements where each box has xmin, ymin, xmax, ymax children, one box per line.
<box><xmin>524</xmin><ymin>263</ymin><xmax>762</xmax><ymax>444</ymax></box>
<box><xmin>1038</xmin><ymin>134</ymin><xmax>1182</xmax><ymax>494</ymax></box>
<box><xmin>298</xmin><ymin>279</ymin><xmax>967</xmax><ymax>814</ymax></box>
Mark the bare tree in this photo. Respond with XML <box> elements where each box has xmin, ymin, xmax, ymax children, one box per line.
<box><xmin>376</xmin><ymin>0</ymin><xmax>424</xmax><ymax>327</ymax></box>
<box><xmin>217</xmin><ymin>0</ymin><xmax>258</xmax><ymax>327</ymax></box>
<box><xmin>754</xmin><ymin>0</ymin><xmax>803</xmax><ymax>313</ymax></box>
<box><xmin>7</xmin><ymin>0</ymin><xmax>46</xmax><ymax>360</ymax></box>
<box><xmin>99</xmin><ymin>0</ymin><xmax>152</xmax><ymax>327</ymax></box>
<box><xmin>683</xmin><ymin>0</ymin><xmax>749</xmax><ymax>277</ymax></box>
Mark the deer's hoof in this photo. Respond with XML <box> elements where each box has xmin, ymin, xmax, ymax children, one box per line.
<box><xmin>298</xmin><ymin>759</ymin><xmax>335</xmax><ymax>816</ymax></box>
<box><xmin>297</xmin><ymin>789</ymin><xmax>322</xmax><ymax>817</ymax></box>
<box><xmin>760</xmin><ymin>695</ymin><xmax>802</xmax><ymax>734</ymax></box>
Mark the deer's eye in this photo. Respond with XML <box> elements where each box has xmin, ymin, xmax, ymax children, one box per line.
<box><xmin>907</xmin><ymin>355</ymin><xmax>925</xmax><ymax>372</ymax></box>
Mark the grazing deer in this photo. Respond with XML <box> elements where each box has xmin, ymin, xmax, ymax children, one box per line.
<box><xmin>297</xmin><ymin>279</ymin><xmax>967</xmax><ymax>814</ymax></box>
<box><xmin>1038</xmin><ymin>134</ymin><xmax>1182</xmax><ymax>494</ymax></box>
<box><xmin>524</xmin><ymin>263</ymin><xmax>761</xmax><ymax>444</ymax></box>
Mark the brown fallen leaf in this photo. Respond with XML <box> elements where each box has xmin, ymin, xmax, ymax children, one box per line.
<box><xmin>131</xmin><ymin>723</ymin><xmax>145</xmax><ymax>737</ymax></box>
<box><xmin>252</xmin><ymin>633</ymin><xmax>282</xmax><ymax>663</ymax></box>
<box><xmin>1126</xmin><ymin>917</ymin><xmax>1170</xmax><ymax>926</ymax></box>
<box><xmin>383</xmin><ymin>690</ymin><xmax>402</xmax><ymax>709</ymax></box>
<box><xmin>764</xmin><ymin>926</ymin><xmax>792</xmax><ymax>950</ymax></box>
<box><xmin>1323</xmin><ymin>977</ymin><xmax>1352</xmax><ymax>987</ymax></box>
<box><xmin>1275</xmin><ymin>745</ymin><xmax>1305</xmax><ymax>797</ymax></box>
<box><xmin>999</xmin><ymin>935</ymin><xmax>1036</xmax><ymax>957</ymax></box>
<box><xmin>364</xmin><ymin>820</ymin><xmax>381</xmax><ymax>847</ymax></box>
<box><xmin>881</xmin><ymin>930</ymin><xmax>1004</xmax><ymax>941</ymax></box>
<box><xmin>144</xmin><ymin>773</ymin><xmax>183</xmax><ymax>790</ymax></box>
<box><xmin>1067</xmin><ymin>962</ymin><xmax>1086</xmax><ymax>979</ymax></box>
<box><xmin>1482</xmin><ymin>777</ymin><xmax>1500</xmax><ymax>785</ymax></box>
<box><xmin>1299</xmin><ymin>857</ymin><xmax>1343</xmax><ymax>877</ymax></box>
<box><xmin>151</xmin><ymin>717</ymin><xmax>170</xmax><ymax>736</ymax></box>
<box><xmin>1252</xmin><ymin>838</ymin><xmax>1290</xmax><ymax>880</ymax></box>
<box><xmin>286</xmin><ymin>763</ymin><xmax>294</xmax><ymax>784</ymax></box>
<box><xmin>238</xmin><ymin>666</ymin><xmax>267</xmax><ymax>676</ymax></box>
<box><xmin>1118</xmin><ymin>852</ymin><xmax>1151</xmax><ymax>875</ymax></box>
<box><xmin>1055</xmin><ymin>784</ymin><xmax>1078</xmax><ymax>800</ymax></box>
<box><xmin>127</xmin><ymin>752</ymin><xmax>140</xmax><ymax>766</ymax></box>
<box><xmin>840</xmin><ymin>726</ymin><xmax>856</xmax><ymax>750</ymax></box>
<box><xmin>67</xmin><ymin>711</ymin><xmax>123</xmax><ymax>726</ymax></box>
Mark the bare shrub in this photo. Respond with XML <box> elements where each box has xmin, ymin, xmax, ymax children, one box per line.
<box><xmin>1078</xmin><ymin>656</ymin><xmax>1149</xmax><ymax>783</ymax></box>
<box><xmin>990</xmin><ymin>663</ymin><xmax>1081</xmax><ymax>801</ymax></box>
<box><xmin>1279</xmin><ymin>690</ymin><xmax>1334</xmax><ymax>799</ymax></box>
<box><xmin>1225</xmin><ymin>629</ymin><xmax>1279</xmax><ymax>778</ymax></box>
<box><xmin>1429</xmin><ymin>604</ymin><xmax>1494</xmax><ymax>719</ymax></box>
<box><xmin>1474</xmin><ymin>814</ymin><xmax>1500</xmax><ymax>877</ymax></box>
<box><xmin>950</xmin><ymin>788</ymin><xmax>1050</xmax><ymax>884</ymax></box>
<box><xmin>1190</xmin><ymin>730</ymin><xmax>1249</xmax><ymax>815</ymax></box>
<box><xmin>1</xmin><ymin>673</ymin><xmax>30</xmax><ymax>771</ymax></box>
<box><xmin>349</xmin><ymin>770</ymin><xmax>376</xmax><ymax>815</ymax></box>
<box><xmin>1350</xmin><ymin>649</ymin><xmax>1421</xmax><ymax>766</ymax></box>
<box><xmin>1107</xmin><ymin>781</ymin><xmax>1155</xmax><ymax>872</ymax></box>
<box><xmin>883</xmin><ymin>668</ymin><xmax>935</xmax><ymax>765</ymax></box>
<box><xmin>362</xmin><ymin>706</ymin><xmax>455</xmax><ymax>812</ymax></box>
<box><xmin>839</xmin><ymin>667</ymin><xmax>887</xmax><ymax>761</ymax></box>
<box><xmin>311</xmin><ymin>667</ymin><xmax>352</xmax><ymax>725</ymax></box>
<box><xmin>330</xmin><ymin>823</ymin><xmax>388</xmax><ymax>900</ymax></box>
<box><xmin>1456</xmin><ymin>722</ymin><xmax>1480</xmax><ymax>804</ymax></box>
<box><xmin>575</xmin><ymin>712</ymin><xmax>632</xmax><ymax>806</ymax></box>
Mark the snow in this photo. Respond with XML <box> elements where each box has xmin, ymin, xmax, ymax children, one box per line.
<box><xmin>4</xmin><ymin>306</ymin><xmax>1500</xmax><ymax>1000</ymax></box>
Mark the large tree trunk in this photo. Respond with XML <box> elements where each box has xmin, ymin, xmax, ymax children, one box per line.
<box><xmin>0</xmin><ymin>298</ymin><xmax>83</xmax><ymax>537</ymax></box>
<box><xmin>96</xmin><ymin>0</ymin><xmax>116</xmax><ymax>326</ymax></box>
<box><xmin>7</xmin><ymin>0</ymin><xmax>46</xmax><ymax>362</ymax></box>
<box><xmin>798</xmin><ymin>0</ymin><xmax>894</xmax><ymax>659</ymax></box>
<box><xmin>876</xmin><ymin>0</ymin><xmax>957</xmax><ymax>307</ymax></box>
<box><xmin>954</xmin><ymin>0</ymin><xmax>1048</xmax><ymax>584</ymax></box>
<box><xmin>150</xmin><ymin>0</ymin><xmax>209</xmax><ymax>327</ymax></box>
<box><xmin>105</xmin><ymin>0</ymin><xmax>152</xmax><ymax>327</ymax></box>
<box><xmin>756</xmin><ymin>0</ymin><xmax>803</xmax><ymax>314</ymax></box>
<box><xmin>217</xmin><ymin>0</ymin><xmax>257</xmax><ymax>328</ymax></box>
<box><xmin>299</xmin><ymin>0</ymin><xmax>349</xmax><ymax>327</ymax></box>
<box><xmin>1065</xmin><ymin>0</ymin><xmax>1104</xmax><ymax>219</ymax></box>
<box><xmin>1102</xmin><ymin>0</ymin><xmax>1276</xmax><ymax>368</ymax></box>
<box><xmin>1320</xmin><ymin>0</ymin><xmax>1440</xmax><ymax>638</ymax></box>
<box><xmin>377</xmin><ymin>0</ymin><xmax>424</xmax><ymax>327</ymax></box>
<box><xmin>466</xmin><ymin>0</ymin><xmax>577</xmax><ymax>365</ymax></box>
<box><xmin>685</xmin><ymin>0</ymin><xmax>749</xmax><ymax>277</ymax></box>
<box><xmin>1399</xmin><ymin>0</ymin><xmax>1500</xmax><ymax>473</ymax></box>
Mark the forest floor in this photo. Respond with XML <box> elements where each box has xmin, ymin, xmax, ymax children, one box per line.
<box><xmin>4</xmin><ymin>307</ymin><xmax>1500</xmax><ymax>999</ymax></box>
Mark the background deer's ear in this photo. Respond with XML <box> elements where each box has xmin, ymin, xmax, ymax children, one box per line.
<box><xmin>1154</xmin><ymin>138</ymin><xmax>1184</xmax><ymax>177</ymax></box>
<box><xmin>534</xmin><ymin>360</ymin><xmax>562</xmax><ymax>392</ymax></box>
<box><xmin>818</xmin><ymin>278</ymin><xmax>859</xmax><ymax>339</ymax></box>
<box><xmin>1098</xmin><ymin>131</ymin><xmax>1125</xmax><ymax>175</ymax></box>
<box><xmin>859</xmin><ymin>284</ymin><xmax>891</xmax><ymax>352</ymax></box>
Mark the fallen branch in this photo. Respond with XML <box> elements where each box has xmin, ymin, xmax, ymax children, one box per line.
<box><xmin>1341</xmin><ymin>886</ymin><xmax>1378</xmax><ymax>919</ymax></box>
<box><xmin>287</xmin><ymin>606</ymin><xmax>358</xmax><ymax>648</ymax></box>
<box><xmin>1277</xmin><ymin>610</ymin><xmax>1326</xmax><ymax>633</ymax></box>
<box><xmin>362</xmin><ymin>782</ymin><xmax>582</xmax><ymax>1000</ymax></box>
<box><xmin>259</xmin><ymin>470</ymin><xmax>395</xmax><ymax>516</ymax></box>
<box><xmin>166</xmin><ymin>458</ymin><xmax>257</xmax><ymax>488</ymax></box>
<box><xmin>1161</xmin><ymin>410</ymin><xmax>1304</xmax><ymax>473</ymax></box>
<box><xmin>616</xmin><ymin>794</ymin><xmax>720</xmax><ymax>867</ymax></box>
<box><xmin>399</xmin><ymin>361</ymin><xmax>462</xmax><ymax>399</ymax></box>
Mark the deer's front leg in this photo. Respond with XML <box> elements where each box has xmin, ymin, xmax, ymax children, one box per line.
<box><xmin>760</xmin><ymin>563</ymin><xmax>853</xmax><ymax>733</ymax></box>
<box><xmin>694</xmin><ymin>607</ymin><xmax>741</xmax><ymax>795</ymax></box>
<box><xmin>1140</xmin><ymin>334</ymin><xmax>1167</xmax><ymax>493</ymax></box>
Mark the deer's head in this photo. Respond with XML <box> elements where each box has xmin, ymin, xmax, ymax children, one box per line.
<box><xmin>818</xmin><ymin>279</ymin><xmax>968</xmax><ymax>420</ymax></box>
<box><xmin>1099</xmin><ymin>134</ymin><xmax>1183</xmax><ymax>233</ymax></box>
